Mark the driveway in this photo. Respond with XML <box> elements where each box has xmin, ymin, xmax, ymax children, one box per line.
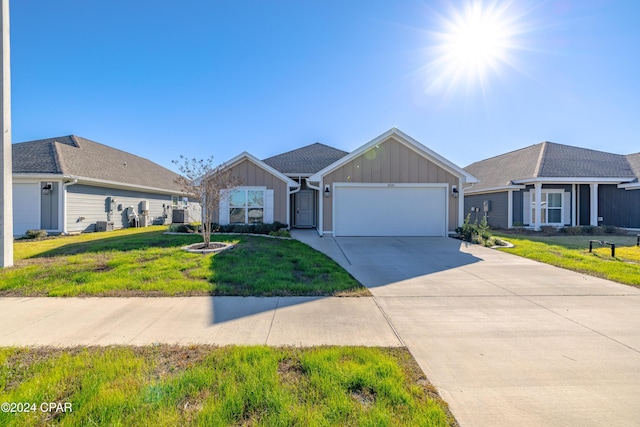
<box><xmin>292</xmin><ymin>231</ymin><xmax>640</xmax><ymax>427</ymax></box>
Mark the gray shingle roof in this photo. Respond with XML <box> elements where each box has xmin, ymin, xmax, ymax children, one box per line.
<box><xmin>262</xmin><ymin>142</ymin><xmax>348</xmax><ymax>174</ymax></box>
<box><xmin>464</xmin><ymin>142</ymin><xmax>638</xmax><ymax>192</ymax></box>
<box><xmin>12</xmin><ymin>135</ymin><xmax>183</xmax><ymax>192</ymax></box>
<box><xmin>464</xmin><ymin>143</ymin><xmax>542</xmax><ymax>191</ymax></box>
<box><xmin>539</xmin><ymin>143</ymin><xmax>635</xmax><ymax>178</ymax></box>
<box><xmin>626</xmin><ymin>153</ymin><xmax>640</xmax><ymax>179</ymax></box>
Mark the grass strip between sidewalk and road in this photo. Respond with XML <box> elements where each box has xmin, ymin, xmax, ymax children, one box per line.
<box><xmin>0</xmin><ymin>345</ymin><xmax>456</xmax><ymax>427</ymax></box>
<box><xmin>495</xmin><ymin>233</ymin><xmax>640</xmax><ymax>287</ymax></box>
<box><xmin>0</xmin><ymin>227</ymin><xmax>368</xmax><ymax>297</ymax></box>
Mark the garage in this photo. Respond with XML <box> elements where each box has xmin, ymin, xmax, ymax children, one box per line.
<box><xmin>333</xmin><ymin>184</ymin><xmax>447</xmax><ymax>236</ymax></box>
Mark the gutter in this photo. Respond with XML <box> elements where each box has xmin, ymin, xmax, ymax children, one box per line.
<box><xmin>14</xmin><ymin>173</ymin><xmax>187</xmax><ymax>196</ymax></box>
<box><xmin>305</xmin><ymin>178</ymin><xmax>323</xmax><ymax>236</ymax></box>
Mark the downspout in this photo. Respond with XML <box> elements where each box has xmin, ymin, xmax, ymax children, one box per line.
<box><xmin>461</xmin><ymin>182</ymin><xmax>474</xmax><ymax>226</ymax></box>
<box><xmin>62</xmin><ymin>177</ymin><xmax>78</xmax><ymax>234</ymax></box>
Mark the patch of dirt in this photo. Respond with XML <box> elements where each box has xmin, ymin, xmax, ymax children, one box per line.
<box><xmin>350</xmin><ymin>386</ymin><xmax>376</xmax><ymax>408</ymax></box>
<box><xmin>277</xmin><ymin>358</ymin><xmax>305</xmax><ymax>386</ymax></box>
<box><xmin>147</xmin><ymin>345</ymin><xmax>213</xmax><ymax>377</ymax></box>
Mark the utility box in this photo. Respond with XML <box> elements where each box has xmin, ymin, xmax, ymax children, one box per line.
<box><xmin>483</xmin><ymin>201</ymin><xmax>491</xmax><ymax>212</ymax></box>
<box><xmin>172</xmin><ymin>209</ymin><xmax>186</xmax><ymax>223</ymax></box>
<box><xmin>96</xmin><ymin>221</ymin><xmax>114</xmax><ymax>232</ymax></box>
<box><xmin>140</xmin><ymin>200</ymin><xmax>150</xmax><ymax>212</ymax></box>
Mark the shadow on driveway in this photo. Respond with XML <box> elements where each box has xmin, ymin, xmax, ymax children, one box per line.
<box><xmin>308</xmin><ymin>235</ymin><xmax>482</xmax><ymax>289</ymax></box>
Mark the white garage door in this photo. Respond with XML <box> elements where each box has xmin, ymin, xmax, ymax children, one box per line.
<box><xmin>13</xmin><ymin>182</ymin><xmax>41</xmax><ymax>236</ymax></box>
<box><xmin>333</xmin><ymin>184</ymin><xmax>447</xmax><ymax>236</ymax></box>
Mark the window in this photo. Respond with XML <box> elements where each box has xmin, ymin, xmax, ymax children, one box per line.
<box><xmin>172</xmin><ymin>195</ymin><xmax>188</xmax><ymax>208</ymax></box>
<box><xmin>531</xmin><ymin>190</ymin><xmax>563</xmax><ymax>224</ymax></box>
<box><xmin>229</xmin><ymin>189</ymin><xmax>265</xmax><ymax>224</ymax></box>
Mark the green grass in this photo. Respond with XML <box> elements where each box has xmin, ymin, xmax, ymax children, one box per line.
<box><xmin>495</xmin><ymin>233</ymin><xmax>640</xmax><ymax>287</ymax></box>
<box><xmin>1</xmin><ymin>227</ymin><xmax>367</xmax><ymax>297</ymax></box>
<box><xmin>0</xmin><ymin>345</ymin><xmax>455</xmax><ymax>427</ymax></box>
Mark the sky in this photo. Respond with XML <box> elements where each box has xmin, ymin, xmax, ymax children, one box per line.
<box><xmin>9</xmin><ymin>0</ymin><xmax>640</xmax><ymax>173</ymax></box>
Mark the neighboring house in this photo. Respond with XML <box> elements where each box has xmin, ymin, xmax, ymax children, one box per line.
<box><xmin>214</xmin><ymin>128</ymin><xmax>477</xmax><ymax>237</ymax></box>
<box><xmin>463</xmin><ymin>141</ymin><xmax>640</xmax><ymax>230</ymax></box>
<box><xmin>12</xmin><ymin>135</ymin><xmax>197</xmax><ymax>235</ymax></box>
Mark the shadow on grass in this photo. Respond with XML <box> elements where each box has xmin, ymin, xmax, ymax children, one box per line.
<box><xmin>25</xmin><ymin>231</ymin><xmax>222</xmax><ymax>258</ymax></box>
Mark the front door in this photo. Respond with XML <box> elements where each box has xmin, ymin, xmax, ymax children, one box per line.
<box><xmin>295</xmin><ymin>190</ymin><xmax>314</xmax><ymax>228</ymax></box>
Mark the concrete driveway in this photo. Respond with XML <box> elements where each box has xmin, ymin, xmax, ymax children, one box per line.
<box><xmin>293</xmin><ymin>231</ymin><xmax>640</xmax><ymax>427</ymax></box>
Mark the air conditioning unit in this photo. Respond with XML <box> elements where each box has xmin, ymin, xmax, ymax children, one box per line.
<box><xmin>96</xmin><ymin>221</ymin><xmax>114</xmax><ymax>232</ymax></box>
<box><xmin>172</xmin><ymin>209</ymin><xmax>186</xmax><ymax>223</ymax></box>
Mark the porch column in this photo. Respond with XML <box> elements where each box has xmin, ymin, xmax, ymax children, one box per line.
<box><xmin>571</xmin><ymin>184</ymin><xmax>577</xmax><ymax>226</ymax></box>
<box><xmin>458</xmin><ymin>182</ymin><xmax>465</xmax><ymax>231</ymax></box>
<box><xmin>507</xmin><ymin>190</ymin><xmax>513</xmax><ymax>228</ymax></box>
<box><xmin>590</xmin><ymin>183</ymin><xmax>599</xmax><ymax>226</ymax></box>
<box><xmin>534</xmin><ymin>183</ymin><xmax>542</xmax><ymax>231</ymax></box>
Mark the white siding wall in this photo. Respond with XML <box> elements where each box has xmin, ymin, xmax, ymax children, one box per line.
<box><xmin>12</xmin><ymin>182</ymin><xmax>41</xmax><ymax>236</ymax></box>
<box><xmin>66</xmin><ymin>184</ymin><xmax>187</xmax><ymax>232</ymax></box>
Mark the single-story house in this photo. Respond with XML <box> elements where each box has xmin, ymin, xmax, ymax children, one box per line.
<box><xmin>463</xmin><ymin>141</ymin><xmax>640</xmax><ymax>230</ymax></box>
<box><xmin>12</xmin><ymin>135</ymin><xmax>197</xmax><ymax>235</ymax></box>
<box><xmin>214</xmin><ymin>128</ymin><xmax>478</xmax><ymax>237</ymax></box>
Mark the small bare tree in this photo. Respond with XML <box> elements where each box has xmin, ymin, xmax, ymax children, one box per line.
<box><xmin>172</xmin><ymin>156</ymin><xmax>241</xmax><ymax>247</ymax></box>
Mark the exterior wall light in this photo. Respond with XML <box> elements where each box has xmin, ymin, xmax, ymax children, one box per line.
<box><xmin>452</xmin><ymin>185</ymin><xmax>459</xmax><ymax>198</ymax></box>
<box><xmin>324</xmin><ymin>185</ymin><xmax>331</xmax><ymax>198</ymax></box>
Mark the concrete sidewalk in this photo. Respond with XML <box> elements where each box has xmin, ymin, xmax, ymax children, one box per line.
<box><xmin>0</xmin><ymin>296</ymin><xmax>401</xmax><ymax>347</ymax></box>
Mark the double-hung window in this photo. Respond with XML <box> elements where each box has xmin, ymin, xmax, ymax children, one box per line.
<box><xmin>531</xmin><ymin>190</ymin><xmax>563</xmax><ymax>225</ymax></box>
<box><xmin>229</xmin><ymin>189</ymin><xmax>265</xmax><ymax>224</ymax></box>
<box><xmin>172</xmin><ymin>195</ymin><xmax>188</xmax><ymax>208</ymax></box>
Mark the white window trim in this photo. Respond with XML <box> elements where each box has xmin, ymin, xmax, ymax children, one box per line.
<box><xmin>229</xmin><ymin>187</ymin><xmax>268</xmax><ymax>224</ymax></box>
<box><xmin>531</xmin><ymin>189</ymin><xmax>564</xmax><ymax>225</ymax></box>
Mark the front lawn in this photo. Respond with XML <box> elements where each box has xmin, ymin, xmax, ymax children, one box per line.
<box><xmin>1</xmin><ymin>227</ymin><xmax>367</xmax><ymax>297</ymax></box>
<box><xmin>0</xmin><ymin>345</ymin><xmax>455</xmax><ymax>427</ymax></box>
<box><xmin>495</xmin><ymin>233</ymin><xmax>640</xmax><ymax>287</ymax></box>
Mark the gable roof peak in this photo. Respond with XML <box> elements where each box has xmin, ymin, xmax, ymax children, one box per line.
<box><xmin>310</xmin><ymin>127</ymin><xmax>477</xmax><ymax>183</ymax></box>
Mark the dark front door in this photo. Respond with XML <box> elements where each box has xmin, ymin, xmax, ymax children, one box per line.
<box><xmin>295</xmin><ymin>190</ymin><xmax>314</xmax><ymax>228</ymax></box>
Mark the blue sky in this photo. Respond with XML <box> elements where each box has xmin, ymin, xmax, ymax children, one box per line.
<box><xmin>10</xmin><ymin>0</ymin><xmax>640</xmax><ymax>172</ymax></box>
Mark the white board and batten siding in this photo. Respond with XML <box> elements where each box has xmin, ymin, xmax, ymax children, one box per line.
<box><xmin>333</xmin><ymin>183</ymin><xmax>448</xmax><ymax>237</ymax></box>
<box><xmin>66</xmin><ymin>184</ymin><xmax>184</xmax><ymax>232</ymax></box>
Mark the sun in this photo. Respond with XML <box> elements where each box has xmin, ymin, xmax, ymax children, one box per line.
<box><xmin>426</xmin><ymin>1</ymin><xmax>524</xmax><ymax>94</ymax></box>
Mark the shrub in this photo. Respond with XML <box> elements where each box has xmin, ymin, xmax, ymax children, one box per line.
<box><xmin>211</xmin><ymin>222</ymin><xmax>288</xmax><ymax>235</ymax></box>
<box><xmin>581</xmin><ymin>225</ymin><xmax>596</xmax><ymax>235</ymax></box>
<box><xmin>269</xmin><ymin>229</ymin><xmax>291</xmax><ymax>238</ymax></box>
<box><xmin>455</xmin><ymin>214</ymin><xmax>477</xmax><ymax>242</ymax></box>
<box><xmin>560</xmin><ymin>226</ymin><xmax>583</xmax><ymax>235</ymax></box>
<box><xmin>23</xmin><ymin>229</ymin><xmax>48</xmax><ymax>240</ymax></box>
<box><xmin>540</xmin><ymin>225</ymin><xmax>557</xmax><ymax>235</ymax></box>
<box><xmin>167</xmin><ymin>223</ymin><xmax>198</xmax><ymax>233</ymax></box>
<box><xmin>456</xmin><ymin>214</ymin><xmax>497</xmax><ymax>246</ymax></box>
<box><xmin>602</xmin><ymin>225</ymin><xmax>618</xmax><ymax>234</ymax></box>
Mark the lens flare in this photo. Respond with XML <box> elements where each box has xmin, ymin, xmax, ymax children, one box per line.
<box><xmin>425</xmin><ymin>1</ymin><xmax>527</xmax><ymax>96</ymax></box>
